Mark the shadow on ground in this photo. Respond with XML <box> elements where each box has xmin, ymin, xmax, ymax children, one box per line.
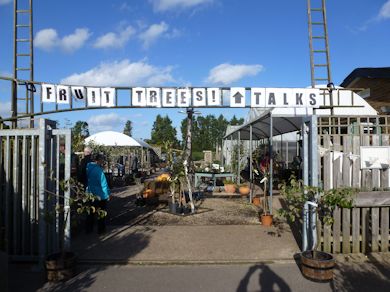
<box><xmin>331</xmin><ymin>254</ymin><xmax>390</xmax><ymax>291</ymax></box>
<box><xmin>9</xmin><ymin>186</ymin><xmax>154</xmax><ymax>292</ymax></box>
<box><xmin>237</xmin><ymin>264</ymin><xmax>291</xmax><ymax>292</ymax></box>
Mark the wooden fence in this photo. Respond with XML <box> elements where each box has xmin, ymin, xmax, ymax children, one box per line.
<box><xmin>318</xmin><ymin>116</ymin><xmax>390</xmax><ymax>190</ymax></box>
<box><xmin>317</xmin><ymin>193</ymin><xmax>390</xmax><ymax>254</ymax></box>
<box><xmin>316</xmin><ymin>117</ymin><xmax>390</xmax><ymax>253</ymax></box>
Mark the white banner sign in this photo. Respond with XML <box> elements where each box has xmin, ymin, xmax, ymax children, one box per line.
<box><xmin>41</xmin><ymin>85</ymin><xmax>324</xmax><ymax>108</ymax></box>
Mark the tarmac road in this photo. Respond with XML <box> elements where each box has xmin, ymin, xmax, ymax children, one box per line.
<box><xmin>10</xmin><ymin>253</ymin><xmax>390</xmax><ymax>291</ymax></box>
<box><xmin>14</xmin><ymin>262</ymin><xmax>332</xmax><ymax>292</ymax></box>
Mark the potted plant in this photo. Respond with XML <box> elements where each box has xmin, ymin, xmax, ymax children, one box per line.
<box><xmin>238</xmin><ymin>183</ymin><xmax>250</xmax><ymax>196</ymax></box>
<box><xmin>259</xmin><ymin>175</ymin><xmax>273</xmax><ymax>226</ymax></box>
<box><xmin>223</xmin><ymin>179</ymin><xmax>236</xmax><ymax>193</ymax></box>
<box><xmin>163</xmin><ymin>140</ymin><xmax>194</xmax><ymax>214</ymax></box>
<box><xmin>252</xmin><ymin>196</ymin><xmax>261</xmax><ymax>206</ymax></box>
<box><xmin>277</xmin><ymin>175</ymin><xmax>355</xmax><ymax>281</ymax></box>
<box><xmin>45</xmin><ymin>179</ymin><xmax>107</xmax><ymax>282</ymax></box>
<box><xmin>253</xmin><ymin>154</ymin><xmax>272</xmax><ymax>226</ymax></box>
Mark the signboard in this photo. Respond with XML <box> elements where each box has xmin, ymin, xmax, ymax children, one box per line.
<box><xmin>41</xmin><ymin>84</ymin><xmax>324</xmax><ymax>108</ymax></box>
<box><xmin>360</xmin><ymin>146</ymin><xmax>390</xmax><ymax>169</ymax></box>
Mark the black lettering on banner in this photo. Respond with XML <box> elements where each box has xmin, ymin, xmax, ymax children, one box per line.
<box><xmin>150</xmin><ymin>90</ymin><xmax>157</xmax><ymax>103</ymax></box>
<box><xmin>309</xmin><ymin>93</ymin><xmax>316</xmax><ymax>106</ymax></box>
<box><xmin>59</xmin><ymin>89</ymin><xmax>67</xmax><ymax>101</ymax></box>
<box><xmin>103</xmin><ymin>91</ymin><xmax>110</xmax><ymax>103</ymax></box>
<box><xmin>181</xmin><ymin>91</ymin><xmax>187</xmax><ymax>103</ymax></box>
<box><xmin>296</xmin><ymin>93</ymin><xmax>303</xmax><ymax>105</ymax></box>
<box><xmin>268</xmin><ymin>93</ymin><xmax>276</xmax><ymax>105</ymax></box>
<box><xmin>92</xmin><ymin>91</ymin><xmax>96</xmax><ymax>103</ymax></box>
<box><xmin>46</xmin><ymin>87</ymin><xmax>52</xmax><ymax>100</ymax></box>
<box><xmin>166</xmin><ymin>91</ymin><xmax>172</xmax><ymax>104</ymax></box>
<box><xmin>210</xmin><ymin>90</ymin><xmax>216</xmax><ymax>102</ymax></box>
<box><xmin>136</xmin><ymin>90</ymin><xmax>143</xmax><ymax>102</ymax></box>
<box><xmin>74</xmin><ymin>89</ymin><xmax>84</xmax><ymax>100</ymax></box>
<box><xmin>196</xmin><ymin>90</ymin><xmax>203</xmax><ymax>101</ymax></box>
<box><xmin>254</xmin><ymin>92</ymin><xmax>262</xmax><ymax>105</ymax></box>
<box><xmin>283</xmin><ymin>93</ymin><xmax>288</xmax><ymax>105</ymax></box>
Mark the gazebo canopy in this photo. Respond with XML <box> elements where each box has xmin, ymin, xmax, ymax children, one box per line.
<box><xmin>85</xmin><ymin>131</ymin><xmax>151</xmax><ymax>147</ymax></box>
<box><xmin>224</xmin><ymin>110</ymin><xmax>303</xmax><ymax>140</ymax></box>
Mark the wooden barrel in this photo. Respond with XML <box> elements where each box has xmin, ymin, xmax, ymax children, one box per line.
<box><xmin>46</xmin><ymin>252</ymin><xmax>76</xmax><ymax>282</ymax></box>
<box><xmin>301</xmin><ymin>250</ymin><xmax>334</xmax><ymax>281</ymax></box>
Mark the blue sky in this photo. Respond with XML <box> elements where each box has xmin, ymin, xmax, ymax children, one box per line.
<box><xmin>0</xmin><ymin>0</ymin><xmax>389</xmax><ymax>139</ymax></box>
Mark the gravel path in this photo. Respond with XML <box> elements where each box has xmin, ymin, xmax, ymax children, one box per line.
<box><xmin>108</xmin><ymin>185</ymin><xmax>262</xmax><ymax>226</ymax></box>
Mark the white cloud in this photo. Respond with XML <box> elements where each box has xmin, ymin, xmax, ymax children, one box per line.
<box><xmin>61</xmin><ymin>28</ymin><xmax>91</xmax><ymax>52</ymax></box>
<box><xmin>0</xmin><ymin>0</ymin><xmax>12</xmax><ymax>5</ymax></box>
<box><xmin>150</xmin><ymin>0</ymin><xmax>213</xmax><ymax>12</ymax></box>
<box><xmin>0</xmin><ymin>101</ymin><xmax>11</xmax><ymax>118</ymax></box>
<box><xmin>139</xmin><ymin>22</ymin><xmax>169</xmax><ymax>48</ymax></box>
<box><xmin>34</xmin><ymin>28</ymin><xmax>91</xmax><ymax>53</ymax></box>
<box><xmin>34</xmin><ymin>29</ymin><xmax>59</xmax><ymax>51</ymax></box>
<box><xmin>119</xmin><ymin>2</ymin><xmax>131</xmax><ymax>11</ymax></box>
<box><xmin>61</xmin><ymin>59</ymin><xmax>175</xmax><ymax>86</ymax></box>
<box><xmin>87</xmin><ymin>113</ymin><xmax>148</xmax><ymax>135</ymax></box>
<box><xmin>94</xmin><ymin>25</ymin><xmax>136</xmax><ymax>49</ymax></box>
<box><xmin>206</xmin><ymin>63</ymin><xmax>264</xmax><ymax>85</ymax></box>
<box><xmin>88</xmin><ymin>112</ymin><xmax>127</xmax><ymax>133</ymax></box>
<box><xmin>379</xmin><ymin>0</ymin><xmax>390</xmax><ymax>19</ymax></box>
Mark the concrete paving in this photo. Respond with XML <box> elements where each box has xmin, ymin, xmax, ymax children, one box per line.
<box><xmin>7</xmin><ymin>184</ymin><xmax>390</xmax><ymax>291</ymax></box>
<box><xmin>73</xmin><ymin>224</ymin><xmax>300</xmax><ymax>264</ymax></box>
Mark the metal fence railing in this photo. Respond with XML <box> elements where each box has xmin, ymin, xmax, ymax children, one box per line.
<box><xmin>0</xmin><ymin>119</ymin><xmax>71</xmax><ymax>261</ymax></box>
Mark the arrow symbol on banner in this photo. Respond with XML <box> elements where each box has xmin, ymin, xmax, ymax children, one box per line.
<box><xmin>233</xmin><ymin>91</ymin><xmax>243</xmax><ymax>104</ymax></box>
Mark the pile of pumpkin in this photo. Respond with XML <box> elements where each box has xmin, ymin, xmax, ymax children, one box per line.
<box><xmin>142</xmin><ymin>173</ymin><xmax>171</xmax><ymax>199</ymax></box>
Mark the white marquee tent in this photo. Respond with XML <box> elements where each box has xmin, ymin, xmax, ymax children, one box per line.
<box><xmin>84</xmin><ymin>131</ymin><xmax>152</xmax><ymax>148</ymax></box>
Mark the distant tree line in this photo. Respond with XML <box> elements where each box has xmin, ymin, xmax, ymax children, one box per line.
<box><xmin>69</xmin><ymin>113</ymin><xmax>244</xmax><ymax>154</ymax></box>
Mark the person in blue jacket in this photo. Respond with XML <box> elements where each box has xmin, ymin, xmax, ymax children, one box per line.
<box><xmin>86</xmin><ymin>153</ymin><xmax>111</xmax><ymax>234</ymax></box>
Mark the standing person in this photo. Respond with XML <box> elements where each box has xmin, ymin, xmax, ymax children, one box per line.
<box><xmin>86</xmin><ymin>153</ymin><xmax>111</xmax><ymax>234</ymax></box>
<box><xmin>78</xmin><ymin>147</ymin><xmax>92</xmax><ymax>189</ymax></box>
<box><xmin>130</xmin><ymin>153</ymin><xmax>139</xmax><ymax>177</ymax></box>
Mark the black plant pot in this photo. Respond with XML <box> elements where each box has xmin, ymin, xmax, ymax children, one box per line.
<box><xmin>169</xmin><ymin>202</ymin><xmax>178</xmax><ymax>213</ymax></box>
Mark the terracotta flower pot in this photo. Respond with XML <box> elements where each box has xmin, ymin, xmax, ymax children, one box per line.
<box><xmin>252</xmin><ymin>197</ymin><xmax>261</xmax><ymax>206</ymax></box>
<box><xmin>46</xmin><ymin>252</ymin><xmax>76</xmax><ymax>282</ymax></box>
<box><xmin>239</xmin><ymin>186</ymin><xmax>250</xmax><ymax>196</ymax></box>
<box><xmin>260</xmin><ymin>214</ymin><xmax>273</xmax><ymax>226</ymax></box>
<box><xmin>224</xmin><ymin>184</ymin><xmax>236</xmax><ymax>193</ymax></box>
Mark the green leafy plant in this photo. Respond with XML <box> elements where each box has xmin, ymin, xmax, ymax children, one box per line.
<box><xmin>278</xmin><ymin>175</ymin><xmax>355</xmax><ymax>226</ymax></box>
<box><xmin>223</xmin><ymin>179</ymin><xmax>235</xmax><ymax>185</ymax></box>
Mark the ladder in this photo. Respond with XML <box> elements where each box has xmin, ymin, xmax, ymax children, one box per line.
<box><xmin>12</xmin><ymin>0</ymin><xmax>34</xmax><ymax>127</ymax></box>
<box><xmin>307</xmin><ymin>0</ymin><xmax>332</xmax><ymax>88</ymax></box>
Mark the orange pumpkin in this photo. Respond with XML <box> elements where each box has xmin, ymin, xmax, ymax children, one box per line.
<box><xmin>143</xmin><ymin>189</ymin><xmax>153</xmax><ymax>198</ymax></box>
